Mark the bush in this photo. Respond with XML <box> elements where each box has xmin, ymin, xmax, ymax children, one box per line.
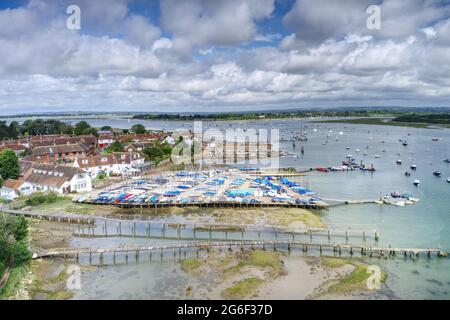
<box><xmin>11</xmin><ymin>241</ymin><xmax>32</xmax><ymax>266</ymax></box>
<box><xmin>24</xmin><ymin>192</ymin><xmax>60</xmax><ymax>206</ymax></box>
<box><xmin>97</xmin><ymin>172</ymin><xmax>107</xmax><ymax>180</ymax></box>
<box><xmin>11</xmin><ymin>216</ymin><xmax>28</xmax><ymax>242</ymax></box>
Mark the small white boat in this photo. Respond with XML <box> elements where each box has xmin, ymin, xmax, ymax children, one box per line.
<box><xmin>374</xmin><ymin>155</ymin><xmax>380</xmax><ymax>158</ymax></box>
<box><xmin>447</xmin><ymin>178</ymin><xmax>450</xmax><ymax>183</ymax></box>
<box><xmin>396</xmin><ymin>160</ymin><xmax>402</xmax><ymax>165</ymax></box>
<box><xmin>413</xmin><ymin>180</ymin><xmax>420</xmax><ymax>186</ymax></box>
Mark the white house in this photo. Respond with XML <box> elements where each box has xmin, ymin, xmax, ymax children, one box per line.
<box><xmin>98</xmin><ymin>130</ymin><xmax>115</xmax><ymax>150</ymax></box>
<box><xmin>163</xmin><ymin>136</ymin><xmax>176</xmax><ymax>145</ymax></box>
<box><xmin>0</xmin><ymin>179</ymin><xmax>34</xmax><ymax>200</ymax></box>
<box><xmin>73</xmin><ymin>152</ymin><xmax>145</xmax><ymax>178</ymax></box>
<box><xmin>0</xmin><ymin>163</ymin><xmax>92</xmax><ymax>199</ymax></box>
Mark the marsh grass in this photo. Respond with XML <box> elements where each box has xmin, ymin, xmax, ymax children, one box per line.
<box><xmin>222</xmin><ymin>277</ymin><xmax>264</xmax><ymax>299</ymax></box>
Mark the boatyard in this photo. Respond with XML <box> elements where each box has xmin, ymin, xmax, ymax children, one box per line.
<box><xmin>78</xmin><ymin>168</ymin><xmax>326</xmax><ymax>209</ymax></box>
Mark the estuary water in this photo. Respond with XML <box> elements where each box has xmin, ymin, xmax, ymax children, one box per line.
<box><xmin>23</xmin><ymin>116</ymin><xmax>448</xmax><ymax>299</ymax></box>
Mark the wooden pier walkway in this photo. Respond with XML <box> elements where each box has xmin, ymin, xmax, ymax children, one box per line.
<box><xmin>83</xmin><ymin>201</ymin><xmax>326</xmax><ymax>210</ymax></box>
<box><xmin>1</xmin><ymin>208</ymin><xmax>95</xmax><ymax>224</ymax></box>
<box><xmin>2</xmin><ymin>208</ymin><xmax>378</xmax><ymax>240</ymax></box>
<box><xmin>2</xmin><ymin>208</ymin><xmax>380</xmax><ymax>243</ymax></box>
<box><xmin>34</xmin><ymin>240</ymin><xmax>448</xmax><ymax>261</ymax></box>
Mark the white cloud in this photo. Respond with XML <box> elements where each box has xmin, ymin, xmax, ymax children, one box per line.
<box><xmin>0</xmin><ymin>0</ymin><xmax>450</xmax><ymax>113</ymax></box>
<box><xmin>160</xmin><ymin>0</ymin><xmax>274</xmax><ymax>53</ymax></box>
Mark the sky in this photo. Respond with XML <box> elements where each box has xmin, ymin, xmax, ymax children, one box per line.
<box><xmin>0</xmin><ymin>0</ymin><xmax>450</xmax><ymax>114</ymax></box>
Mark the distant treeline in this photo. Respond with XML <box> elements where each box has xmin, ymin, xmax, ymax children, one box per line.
<box><xmin>0</xmin><ymin>119</ymin><xmax>98</xmax><ymax>141</ymax></box>
<box><xmin>133</xmin><ymin>109</ymin><xmax>404</xmax><ymax>121</ymax></box>
<box><xmin>392</xmin><ymin>113</ymin><xmax>450</xmax><ymax>124</ymax></box>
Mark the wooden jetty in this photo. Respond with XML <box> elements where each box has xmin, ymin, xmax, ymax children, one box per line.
<box><xmin>2</xmin><ymin>208</ymin><xmax>379</xmax><ymax>241</ymax></box>
<box><xmin>83</xmin><ymin>201</ymin><xmax>326</xmax><ymax>210</ymax></box>
<box><xmin>33</xmin><ymin>240</ymin><xmax>448</xmax><ymax>261</ymax></box>
<box><xmin>2</xmin><ymin>208</ymin><xmax>95</xmax><ymax>225</ymax></box>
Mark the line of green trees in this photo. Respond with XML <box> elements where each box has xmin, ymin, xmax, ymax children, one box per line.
<box><xmin>132</xmin><ymin>109</ymin><xmax>408</xmax><ymax>121</ymax></box>
<box><xmin>393</xmin><ymin>113</ymin><xmax>450</xmax><ymax>124</ymax></box>
<box><xmin>0</xmin><ymin>119</ymin><xmax>99</xmax><ymax>141</ymax></box>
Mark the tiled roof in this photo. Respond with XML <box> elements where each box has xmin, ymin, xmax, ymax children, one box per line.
<box><xmin>32</xmin><ymin>143</ymin><xmax>90</xmax><ymax>156</ymax></box>
<box><xmin>1</xmin><ymin>179</ymin><xmax>24</xmax><ymax>190</ymax></box>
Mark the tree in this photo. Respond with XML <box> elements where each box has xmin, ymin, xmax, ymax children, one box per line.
<box><xmin>0</xmin><ymin>149</ymin><xmax>19</xmax><ymax>182</ymax></box>
<box><xmin>143</xmin><ymin>145</ymin><xmax>165</xmax><ymax>163</ymax></box>
<box><xmin>74</xmin><ymin>121</ymin><xmax>91</xmax><ymax>135</ymax></box>
<box><xmin>11</xmin><ymin>216</ymin><xmax>28</xmax><ymax>242</ymax></box>
<box><xmin>11</xmin><ymin>241</ymin><xmax>32</xmax><ymax>266</ymax></box>
<box><xmin>104</xmin><ymin>140</ymin><xmax>123</xmax><ymax>154</ymax></box>
<box><xmin>82</xmin><ymin>127</ymin><xmax>98</xmax><ymax>136</ymax></box>
<box><xmin>101</xmin><ymin>126</ymin><xmax>112</xmax><ymax>131</ymax></box>
<box><xmin>131</xmin><ymin>124</ymin><xmax>146</xmax><ymax>134</ymax></box>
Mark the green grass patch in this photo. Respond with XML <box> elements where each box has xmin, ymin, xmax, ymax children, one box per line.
<box><xmin>181</xmin><ymin>258</ymin><xmax>203</xmax><ymax>275</ymax></box>
<box><xmin>325</xmin><ymin>260</ymin><xmax>388</xmax><ymax>295</ymax></box>
<box><xmin>28</xmin><ymin>263</ymin><xmax>73</xmax><ymax>300</ymax></box>
<box><xmin>224</xmin><ymin>250</ymin><xmax>283</xmax><ymax>277</ymax></box>
<box><xmin>321</xmin><ymin>257</ymin><xmax>349</xmax><ymax>268</ymax></box>
<box><xmin>0</xmin><ymin>264</ymin><xmax>28</xmax><ymax>299</ymax></box>
<box><xmin>298</xmin><ymin>211</ymin><xmax>325</xmax><ymax>228</ymax></box>
<box><xmin>222</xmin><ymin>277</ymin><xmax>264</xmax><ymax>299</ymax></box>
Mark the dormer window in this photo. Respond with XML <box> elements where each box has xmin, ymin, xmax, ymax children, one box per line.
<box><xmin>82</xmin><ymin>159</ymin><xmax>88</xmax><ymax>164</ymax></box>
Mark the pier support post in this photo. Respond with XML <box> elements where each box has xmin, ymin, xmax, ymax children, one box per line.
<box><xmin>374</xmin><ymin>230</ymin><xmax>379</xmax><ymax>242</ymax></box>
<box><xmin>327</xmin><ymin>229</ymin><xmax>331</xmax><ymax>241</ymax></box>
<box><xmin>363</xmin><ymin>231</ymin><xmax>366</xmax><ymax>242</ymax></box>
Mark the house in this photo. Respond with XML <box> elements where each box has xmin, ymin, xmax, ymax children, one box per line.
<box><xmin>73</xmin><ymin>152</ymin><xmax>149</xmax><ymax>178</ymax></box>
<box><xmin>98</xmin><ymin>130</ymin><xmax>115</xmax><ymax>150</ymax></box>
<box><xmin>30</xmin><ymin>135</ymin><xmax>97</xmax><ymax>150</ymax></box>
<box><xmin>0</xmin><ymin>179</ymin><xmax>32</xmax><ymax>200</ymax></box>
<box><xmin>118</xmin><ymin>132</ymin><xmax>166</xmax><ymax>143</ymax></box>
<box><xmin>162</xmin><ymin>136</ymin><xmax>176</xmax><ymax>145</ymax></box>
<box><xmin>73</xmin><ymin>154</ymin><xmax>131</xmax><ymax>178</ymax></box>
<box><xmin>31</xmin><ymin>142</ymin><xmax>91</xmax><ymax>163</ymax></box>
<box><xmin>0</xmin><ymin>141</ymin><xmax>28</xmax><ymax>155</ymax></box>
<box><xmin>0</xmin><ymin>162</ymin><xmax>92</xmax><ymax>199</ymax></box>
<box><xmin>123</xmin><ymin>142</ymin><xmax>154</xmax><ymax>153</ymax></box>
<box><xmin>23</xmin><ymin>163</ymin><xmax>91</xmax><ymax>194</ymax></box>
